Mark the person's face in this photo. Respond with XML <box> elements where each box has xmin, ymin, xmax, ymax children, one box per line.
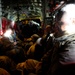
<box><xmin>58</xmin><ymin>12</ymin><xmax>75</xmax><ymax>35</ymax></box>
<box><xmin>60</xmin><ymin>13</ymin><xmax>70</xmax><ymax>31</ymax></box>
<box><xmin>58</xmin><ymin>13</ymin><xmax>74</xmax><ymax>34</ymax></box>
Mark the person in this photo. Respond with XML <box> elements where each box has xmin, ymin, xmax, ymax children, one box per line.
<box><xmin>0</xmin><ymin>68</ymin><xmax>11</xmax><ymax>75</ymax></box>
<box><xmin>27</xmin><ymin>34</ymin><xmax>44</xmax><ymax>61</ymax></box>
<box><xmin>47</xmin><ymin>3</ymin><xmax>75</xmax><ymax>75</ymax></box>
<box><xmin>38</xmin><ymin>24</ymin><xmax>54</xmax><ymax>54</ymax></box>
<box><xmin>0</xmin><ymin>56</ymin><xmax>16</xmax><ymax>74</ymax></box>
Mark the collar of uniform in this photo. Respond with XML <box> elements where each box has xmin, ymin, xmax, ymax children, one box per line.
<box><xmin>55</xmin><ymin>33</ymin><xmax>75</xmax><ymax>42</ymax></box>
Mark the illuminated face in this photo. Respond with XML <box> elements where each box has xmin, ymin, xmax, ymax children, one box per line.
<box><xmin>60</xmin><ymin>13</ymin><xmax>70</xmax><ymax>31</ymax></box>
<box><xmin>59</xmin><ymin>13</ymin><xmax>75</xmax><ymax>34</ymax></box>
